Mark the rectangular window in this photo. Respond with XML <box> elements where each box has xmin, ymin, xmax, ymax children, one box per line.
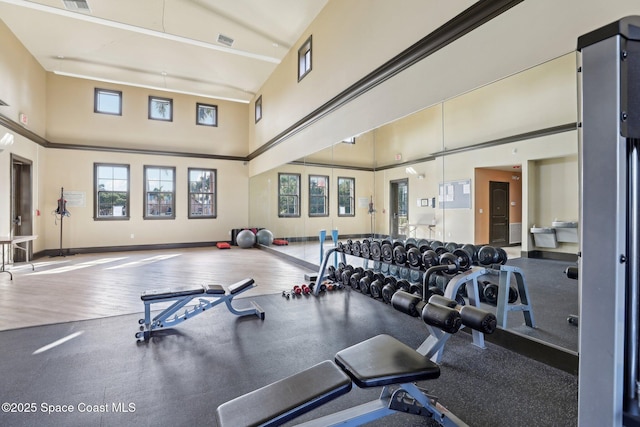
<box><xmin>148</xmin><ymin>96</ymin><xmax>173</xmax><ymax>121</ymax></box>
<box><xmin>196</xmin><ymin>103</ymin><xmax>218</xmax><ymax>126</ymax></box>
<box><xmin>298</xmin><ymin>35</ymin><xmax>312</xmax><ymax>81</ymax></box>
<box><xmin>278</xmin><ymin>173</ymin><xmax>300</xmax><ymax>217</ymax></box>
<box><xmin>338</xmin><ymin>177</ymin><xmax>355</xmax><ymax>217</ymax></box>
<box><xmin>144</xmin><ymin>166</ymin><xmax>175</xmax><ymax>219</ymax></box>
<box><xmin>309</xmin><ymin>175</ymin><xmax>329</xmax><ymax>217</ymax></box>
<box><xmin>94</xmin><ymin>163</ymin><xmax>129</xmax><ymax>219</ymax></box>
<box><xmin>188</xmin><ymin>168</ymin><xmax>216</xmax><ymax>218</ymax></box>
<box><xmin>255</xmin><ymin>95</ymin><xmax>262</xmax><ymax>123</ymax></box>
<box><xmin>94</xmin><ymin>88</ymin><xmax>122</xmax><ymax>115</ymax></box>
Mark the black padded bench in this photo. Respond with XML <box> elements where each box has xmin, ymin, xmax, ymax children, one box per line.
<box><xmin>136</xmin><ymin>278</ymin><xmax>264</xmax><ymax>341</ymax></box>
<box><xmin>215</xmin><ymin>334</ymin><xmax>463</xmax><ymax>427</ymax></box>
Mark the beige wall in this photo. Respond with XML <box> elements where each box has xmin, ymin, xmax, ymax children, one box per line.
<box><xmin>248</xmin><ymin>0</ymin><xmax>474</xmax><ymax>154</ymax></box>
<box><xmin>46</xmin><ymin>74</ymin><xmax>249</xmax><ymax>156</ymax></box>
<box><xmin>365</xmin><ymin>53</ymin><xmax>579</xmax><ymax>252</ymax></box>
<box><xmin>0</xmin><ymin>17</ymin><xmax>250</xmax><ymax>253</ymax></box>
<box><xmin>0</xmin><ymin>8</ymin><xmax>582</xmax><ymax>256</ymax></box>
<box><xmin>43</xmin><ymin>149</ymin><xmax>248</xmax><ymax>249</ymax></box>
<box><xmin>0</xmin><ymin>20</ymin><xmax>47</xmax><ymax>137</ymax></box>
<box><xmin>249</xmin><ymin>164</ymin><xmax>373</xmax><ymax>240</ymax></box>
<box><xmin>0</xmin><ymin>19</ymin><xmax>48</xmax><ymax>253</ymax></box>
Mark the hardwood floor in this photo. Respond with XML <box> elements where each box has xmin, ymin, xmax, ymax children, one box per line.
<box><xmin>0</xmin><ymin>247</ymin><xmax>316</xmax><ymax>331</ymax></box>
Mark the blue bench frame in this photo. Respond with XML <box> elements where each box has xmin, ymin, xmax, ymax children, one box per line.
<box><xmin>136</xmin><ymin>278</ymin><xmax>264</xmax><ymax>341</ymax></box>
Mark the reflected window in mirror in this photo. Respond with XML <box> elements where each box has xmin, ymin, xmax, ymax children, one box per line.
<box><xmin>298</xmin><ymin>35</ymin><xmax>312</xmax><ymax>81</ymax></box>
<box><xmin>188</xmin><ymin>168</ymin><xmax>216</xmax><ymax>219</ymax></box>
<box><xmin>278</xmin><ymin>173</ymin><xmax>301</xmax><ymax>217</ymax></box>
<box><xmin>338</xmin><ymin>177</ymin><xmax>355</xmax><ymax>217</ymax></box>
<box><xmin>309</xmin><ymin>175</ymin><xmax>329</xmax><ymax>217</ymax></box>
<box><xmin>255</xmin><ymin>95</ymin><xmax>262</xmax><ymax>123</ymax></box>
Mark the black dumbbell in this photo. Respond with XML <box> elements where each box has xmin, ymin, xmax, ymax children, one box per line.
<box><xmin>382</xmin><ymin>276</ymin><xmax>398</xmax><ymax>304</ymax></box>
<box><xmin>370</xmin><ymin>273</ymin><xmax>385</xmax><ymax>299</ymax></box>
<box><xmin>393</xmin><ymin>244</ymin><xmax>407</xmax><ymax>265</ymax></box>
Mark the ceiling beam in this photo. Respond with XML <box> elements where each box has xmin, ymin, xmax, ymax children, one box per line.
<box><xmin>0</xmin><ymin>0</ymin><xmax>281</xmax><ymax>63</ymax></box>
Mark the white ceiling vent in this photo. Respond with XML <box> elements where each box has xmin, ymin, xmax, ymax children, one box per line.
<box><xmin>217</xmin><ymin>34</ymin><xmax>234</xmax><ymax>47</ymax></box>
<box><xmin>62</xmin><ymin>0</ymin><xmax>91</xmax><ymax>13</ymax></box>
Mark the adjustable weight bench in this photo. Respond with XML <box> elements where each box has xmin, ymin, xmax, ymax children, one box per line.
<box><xmin>216</xmin><ymin>334</ymin><xmax>466</xmax><ymax>427</ymax></box>
<box><xmin>135</xmin><ymin>278</ymin><xmax>264</xmax><ymax>341</ymax></box>
<box><xmin>216</xmin><ymin>294</ymin><xmax>497</xmax><ymax>426</ymax></box>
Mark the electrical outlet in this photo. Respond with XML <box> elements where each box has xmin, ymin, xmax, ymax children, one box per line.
<box><xmin>130</xmin><ymin>234</ymin><xmax>134</xmax><ymax>239</ymax></box>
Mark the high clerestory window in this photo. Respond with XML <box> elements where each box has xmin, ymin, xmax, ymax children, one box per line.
<box><xmin>188</xmin><ymin>168</ymin><xmax>216</xmax><ymax>218</ymax></box>
<box><xmin>298</xmin><ymin>35</ymin><xmax>312</xmax><ymax>81</ymax></box>
<box><xmin>255</xmin><ymin>95</ymin><xmax>262</xmax><ymax>123</ymax></box>
<box><xmin>309</xmin><ymin>175</ymin><xmax>328</xmax><ymax>217</ymax></box>
<box><xmin>148</xmin><ymin>96</ymin><xmax>173</xmax><ymax>121</ymax></box>
<box><xmin>338</xmin><ymin>177</ymin><xmax>355</xmax><ymax>217</ymax></box>
<box><xmin>94</xmin><ymin>163</ymin><xmax>129</xmax><ymax>220</ymax></box>
<box><xmin>278</xmin><ymin>173</ymin><xmax>300</xmax><ymax>217</ymax></box>
<box><xmin>94</xmin><ymin>88</ymin><xmax>122</xmax><ymax>116</ymax></box>
<box><xmin>144</xmin><ymin>166</ymin><xmax>175</xmax><ymax>219</ymax></box>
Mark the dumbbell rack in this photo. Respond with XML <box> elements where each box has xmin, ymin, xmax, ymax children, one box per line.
<box><xmin>444</xmin><ymin>266</ymin><xmax>535</xmax><ymax>330</ymax></box>
<box><xmin>313</xmin><ymin>247</ymin><xmax>347</xmax><ymax>296</ymax></box>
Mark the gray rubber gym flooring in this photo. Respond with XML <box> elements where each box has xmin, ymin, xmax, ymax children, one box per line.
<box><xmin>0</xmin><ymin>287</ymin><xmax>577</xmax><ymax>427</ymax></box>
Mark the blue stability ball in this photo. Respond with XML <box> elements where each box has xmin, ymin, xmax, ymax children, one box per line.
<box><xmin>236</xmin><ymin>229</ymin><xmax>256</xmax><ymax>248</ymax></box>
<box><xmin>256</xmin><ymin>229</ymin><xmax>274</xmax><ymax>246</ymax></box>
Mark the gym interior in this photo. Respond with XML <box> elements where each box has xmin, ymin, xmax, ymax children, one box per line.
<box><xmin>0</xmin><ymin>1</ymin><xmax>638</xmax><ymax>426</ymax></box>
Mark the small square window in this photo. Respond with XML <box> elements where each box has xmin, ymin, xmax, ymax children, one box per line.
<box><xmin>94</xmin><ymin>88</ymin><xmax>122</xmax><ymax>115</ymax></box>
<box><xmin>255</xmin><ymin>95</ymin><xmax>262</xmax><ymax>123</ymax></box>
<box><xmin>196</xmin><ymin>103</ymin><xmax>218</xmax><ymax>127</ymax></box>
<box><xmin>298</xmin><ymin>35</ymin><xmax>312</xmax><ymax>81</ymax></box>
<box><xmin>149</xmin><ymin>96</ymin><xmax>173</xmax><ymax>121</ymax></box>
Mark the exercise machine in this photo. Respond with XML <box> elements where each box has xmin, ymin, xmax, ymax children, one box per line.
<box><xmin>578</xmin><ymin>16</ymin><xmax>640</xmax><ymax>425</ymax></box>
<box><xmin>136</xmin><ymin>277</ymin><xmax>264</xmax><ymax>341</ymax></box>
<box><xmin>215</xmin><ymin>294</ymin><xmax>496</xmax><ymax>426</ymax></box>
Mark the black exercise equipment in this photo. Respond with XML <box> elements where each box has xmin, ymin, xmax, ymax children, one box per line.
<box><xmin>422</xmin><ymin>249</ymin><xmax>439</xmax><ymax>268</ymax></box>
<box><xmin>370</xmin><ymin>240</ymin><xmax>382</xmax><ymax>260</ymax></box>
<box><xmin>136</xmin><ymin>278</ymin><xmax>264</xmax><ymax>341</ymax></box>
<box><xmin>360</xmin><ymin>239</ymin><xmax>370</xmax><ymax>259</ymax></box>
<box><xmin>381</xmin><ymin>241</ymin><xmax>393</xmax><ymax>263</ymax></box>
<box><xmin>564</xmin><ymin>266</ymin><xmax>579</xmax><ymax>326</ymax></box>
<box><xmin>405</xmin><ymin>246</ymin><xmax>421</xmax><ymax>268</ymax></box>
<box><xmin>216</xmin><ymin>289</ymin><xmax>496</xmax><ymax>427</ymax></box>
<box><xmin>430</xmin><ymin>240</ymin><xmax>444</xmax><ymax>250</ymax></box>
<box><xmin>381</xmin><ymin>276</ymin><xmax>398</xmax><ymax>303</ymax></box>
<box><xmin>369</xmin><ymin>274</ymin><xmax>385</xmax><ymax>299</ymax></box>
<box><xmin>393</xmin><ymin>244</ymin><xmax>407</xmax><ymax>264</ymax></box>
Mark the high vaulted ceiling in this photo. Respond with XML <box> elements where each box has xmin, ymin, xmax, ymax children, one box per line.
<box><xmin>0</xmin><ymin>0</ymin><xmax>329</xmax><ymax>103</ymax></box>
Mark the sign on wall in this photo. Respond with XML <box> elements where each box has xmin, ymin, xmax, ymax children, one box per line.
<box><xmin>64</xmin><ymin>191</ymin><xmax>86</xmax><ymax>208</ymax></box>
<box><xmin>438</xmin><ymin>179</ymin><xmax>471</xmax><ymax>209</ymax></box>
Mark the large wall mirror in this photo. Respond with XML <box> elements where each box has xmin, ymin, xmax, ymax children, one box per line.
<box><xmin>249</xmin><ymin>52</ymin><xmax>579</xmax><ymax>353</ymax></box>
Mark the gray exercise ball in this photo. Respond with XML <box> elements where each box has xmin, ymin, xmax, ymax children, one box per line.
<box><xmin>236</xmin><ymin>229</ymin><xmax>256</xmax><ymax>248</ymax></box>
<box><xmin>256</xmin><ymin>229</ymin><xmax>274</xmax><ymax>246</ymax></box>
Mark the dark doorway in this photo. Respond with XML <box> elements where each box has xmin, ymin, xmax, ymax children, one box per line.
<box><xmin>11</xmin><ymin>154</ymin><xmax>33</xmax><ymax>262</ymax></box>
<box><xmin>489</xmin><ymin>181</ymin><xmax>509</xmax><ymax>246</ymax></box>
<box><xmin>389</xmin><ymin>179</ymin><xmax>408</xmax><ymax>238</ymax></box>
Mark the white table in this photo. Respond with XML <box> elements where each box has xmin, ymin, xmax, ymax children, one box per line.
<box><xmin>1</xmin><ymin>235</ymin><xmax>37</xmax><ymax>280</ymax></box>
